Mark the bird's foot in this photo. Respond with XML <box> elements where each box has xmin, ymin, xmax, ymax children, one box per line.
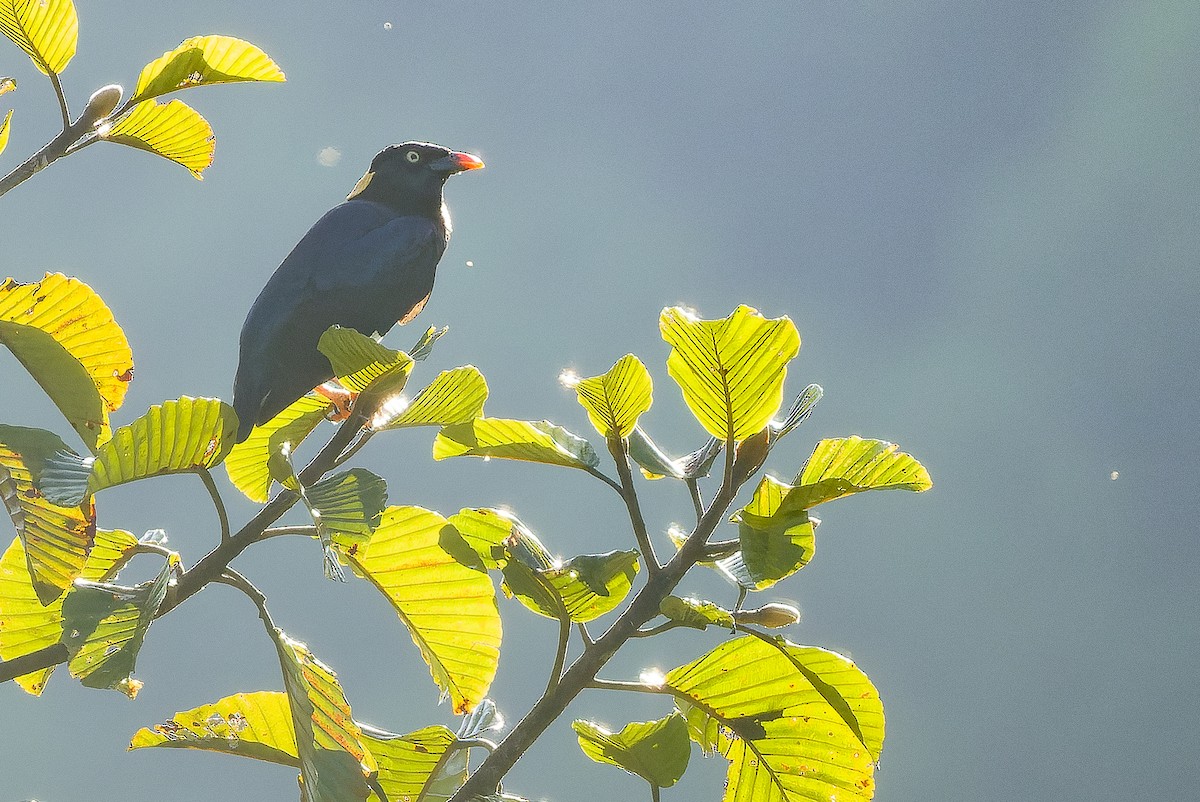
<box><xmin>316</xmin><ymin>383</ymin><xmax>357</xmax><ymax>422</ymax></box>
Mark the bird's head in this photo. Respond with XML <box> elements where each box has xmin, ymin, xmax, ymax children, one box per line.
<box><xmin>347</xmin><ymin>142</ymin><xmax>484</xmax><ymax>217</ymax></box>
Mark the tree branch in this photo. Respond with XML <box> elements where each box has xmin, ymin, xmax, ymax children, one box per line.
<box><xmin>607</xmin><ymin>435</ymin><xmax>660</xmax><ymax>574</ymax></box>
<box><xmin>196</xmin><ymin>468</ymin><xmax>231</xmax><ymax>543</ymax></box>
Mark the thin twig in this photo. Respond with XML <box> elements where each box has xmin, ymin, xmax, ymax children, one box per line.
<box><xmin>651</xmin><ymin>783</ymin><xmax>661</xmax><ymax>802</ymax></box>
<box><xmin>455</xmin><ymin>737</ymin><xmax>498</xmax><ymax>753</ymax></box>
<box><xmin>259</xmin><ymin>525</ymin><xmax>319</xmax><ymax>540</ymax></box>
<box><xmin>686</xmin><ymin>478</ymin><xmax>705</xmax><ymax>521</ymax></box>
<box><xmin>196</xmin><ymin>468</ymin><xmax>231</xmax><ymax>543</ymax></box>
<box><xmin>214</xmin><ymin>568</ymin><xmax>275</xmax><ymax>630</ymax></box>
<box><xmin>632</xmin><ymin>620</ymin><xmax>683</xmax><ymax>638</ymax></box>
<box><xmin>48</xmin><ymin>71</ymin><xmax>69</xmax><ymax>130</ymax></box>
<box><xmin>585</xmin><ymin>465</ymin><xmax>624</xmax><ymax>495</ymax></box>
<box><xmin>576</xmin><ymin>623</ymin><xmax>594</xmax><ymax>648</ymax></box>
<box><xmin>607</xmin><ymin>435</ymin><xmax>660</xmax><ymax>574</ymax></box>
<box><xmin>587</xmin><ymin>678</ymin><xmax>670</xmax><ymax>694</ymax></box>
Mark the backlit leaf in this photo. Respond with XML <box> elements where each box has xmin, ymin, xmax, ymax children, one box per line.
<box><xmin>0</xmin><ymin>76</ymin><xmax>14</xmax><ymax>96</ymax></box>
<box><xmin>318</xmin><ymin>325</ymin><xmax>413</xmax><ymax>395</ymax></box>
<box><xmin>541</xmin><ymin>550</ymin><xmax>639</xmax><ymax>623</ymax></box>
<box><xmin>304</xmin><ymin>468</ymin><xmax>386</xmax><ymax>550</ymax></box>
<box><xmin>573</xmin><ymin>712</ymin><xmax>691</xmax><ymax>788</ymax></box>
<box><xmin>335</xmin><ymin>506</ymin><xmax>501</xmax><ymax>714</ymax></box>
<box><xmin>129</xmin><ymin>690</ymin><xmax>299</xmax><ymax>765</ymax></box>
<box><xmin>659</xmin><ymin>595</ymin><xmax>734</xmax><ymax>631</ymax></box>
<box><xmin>0</xmin><ymin>108</ymin><xmax>11</xmax><ymax>157</ymax></box>
<box><xmin>407</xmin><ymin>324</ymin><xmax>448</xmax><ymax>362</ymax></box>
<box><xmin>626</xmin><ymin>427</ymin><xmax>685</xmax><ymax>480</ymax></box>
<box><xmin>101</xmin><ymin>99</ymin><xmax>214</xmax><ymax>178</ymax></box>
<box><xmin>0</xmin><ymin>273</ymin><xmax>134</xmax><ymax>450</ymax></box>
<box><xmin>269</xmin><ymin>631</ymin><xmax>376</xmax><ymax>802</ymax></box>
<box><xmin>61</xmin><ymin>552</ymin><xmax>176</xmax><ymax>697</ymax></box>
<box><xmin>225</xmin><ymin>395</ymin><xmax>331</xmax><ymax>502</ymax></box>
<box><xmin>574</xmin><ymin>354</ymin><xmax>653</xmax><ymax>439</ymax></box>
<box><xmin>131</xmin><ymin>34</ymin><xmax>285</xmax><ymax>104</ymax></box>
<box><xmin>0</xmin><ymin>528</ymin><xmax>135</xmax><ymax>694</ymax></box>
<box><xmin>660</xmin><ymin>305</ymin><xmax>800</xmax><ymax>442</ymax></box>
<box><xmin>0</xmin><ymin>0</ymin><xmax>77</xmax><ymax>75</ymax></box>
<box><xmin>667</xmin><ymin>636</ymin><xmax>884</xmax><ymax>801</ymax></box>
<box><xmin>373</xmin><ymin>366</ymin><xmax>487</xmax><ymax>431</ymax></box>
<box><xmin>445</xmin><ymin>507</ymin><xmax>522</xmax><ymax>571</ymax></box>
<box><xmin>362</xmin><ymin>724</ymin><xmax>465</xmax><ymax>802</ymax></box>
<box><xmin>433</xmin><ymin>418</ymin><xmax>599</xmax><ymax>470</ymax></box>
<box><xmin>0</xmin><ymin>427</ymin><xmax>95</xmax><ymax>603</ymax></box>
<box><xmin>788</xmin><ymin>436</ymin><xmax>933</xmax><ymax>509</ymax></box>
<box><xmin>39</xmin><ymin>397</ymin><xmax>237</xmax><ymax>507</ymax></box>
<box><xmin>733</xmin><ymin>474</ymin><xmax>817</xmax><ymax>590</ymax></box>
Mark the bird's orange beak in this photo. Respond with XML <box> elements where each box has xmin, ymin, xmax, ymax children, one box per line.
<box><xmin>434</xmin><ymin>151</ymin><xmax>484</xmax><ymax>173</ymax></box>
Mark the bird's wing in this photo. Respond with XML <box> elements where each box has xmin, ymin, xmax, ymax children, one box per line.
<box><xmin>235</xmin><ymin>201</ymin><xmax>445</xmax><ymax>431</ymax></box>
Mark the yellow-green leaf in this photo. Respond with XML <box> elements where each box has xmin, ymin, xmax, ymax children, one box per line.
<box><xmin>0</xmin><ymin>529</ymin><xmax>135</xmax><ymax>694</ymax></box>
<box><xmin>373</xmin><ymin>366</ymin><xmax>487</xmax><ymax>430</ymax></box>
<box><xmin>318</xmin><ymin>326</ymin><xmax>414</xmax><ymax>418</ymax></box>
<box><xmin>573</xmin><ymin>354</ymin><xmax>653</xmax><ymax>439</ymax></box>
<box><xmin>304</xmin><ymin>468</ymin><xmax>386</xmax><ymax>550</ymax></box>
<box><xmin>542</xmin><ymin>550</ymin><xmax>639</xmax><ymax>623</ymax></box>
<box><xmin>0</xmin><ymin>273</ymin><xmax>134</xmax><ymax>450</ymax></box>
<box><xmin>445</xmin><ymin>507</ymin><xmax>521</xmax><ymax>571</ymax></box>
<box><xmin>0</xmin><ymin>76</ymin><xmax>14</xmax><ymax>96</ymax></box>
<box><xmin>225</xmin><ymin>395</ymin><xmax>331</xmax><ymax>502</ymax></box>
<box><xmin>129</xmin><ymin>690</ymin><xmax>300</xmax><ymax>765</ymax></box>
<box><xmin>101</xmin><ymin>99</ymin><xmax>214</xmax><ymax>178</ymax></box>
<box><xmin>269</xmin><ymin>631</ymin><xmax>376</xmax><ymax>802</ymax></box>
<box><xmin>131</xmin><ymin>34</ymin><xmax>285</xmax><ymax>104</ymax></box>
<box><xmin>433</xmin><ymin>418</ymin><xmax>599</xmax><ymax>470</ymax></box>
<box><xmin>363</xmin><ymin>724</ymin><xmax>466</xmax><ymax>802</ymax></box>
<box><xmin>0</xmin><ymin>108</ymin><xmax>11</xmax><ymax>157</ymax></box>
<box><xmin>61</xmin><ymin>552</ymin><xmax>176</xmax><ymax>697</ymax></box>
<box><xmin>0</xmin><ymin>428</ymin><xmax>96</xmax><ymax>603</ymax></box>
<box><xmin>788</xmin><ymin>436</ymin><xmax>933</xmax><ymax>509</ymax></box>
<box><xmin>733</xmin><ymin>474</ymin><xmax>817</xmax><ymax>590</ymax></box>
<box><xmin>660</xmin><ymin>305</ymin><xmax>800</xmax><ymax>442</ymax></box>
<box><xmin>336</xmin><ymin>506</ymin><xmax>501</xmax><ymax>714</ymax></box>
<box><xmin>0</xmin><ymin>0</ymin><xmax>77</xmax><ymax>75</ymax></box>
<box><xmin>573</xmin><ymin>712</ymin><xmax>691</xmax><ymax>789</ymax></box>
<box><xmin>659</xmin><ymin>595</ymin><xmax>735</xmax><ymax>631</ymax></box>
<box><xmin>667</xmin><ymin>636</ymin><xmax>884</xmax><ymax>801</ymax></box>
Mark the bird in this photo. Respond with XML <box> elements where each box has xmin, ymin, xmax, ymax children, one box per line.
<box><xmin>232</xmin><ymin>141</ymin><xmax>484</xmax><ymax>443</ymax></box>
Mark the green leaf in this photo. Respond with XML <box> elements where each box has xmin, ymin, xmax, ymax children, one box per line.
<box><xmin>225</xmin><ymin>395</ymin><xmax>331</xmax><ymax>502</ymax></box>
<box><xmin>130</xmin><ymin>34</ymin><xmax>285</xmax><ymax>104</ymax></box>
<box><xmin>733</xmin><ymin>475</ymin><xmax>817</xmax><ymax>590</ymax></box>
<box><xmin>573</xmin><ymin>354</ymin><xmax>653</xmax><ymax>439</ymax></box>
<box><xmin>660</xmin><ymin>305</ymin><xmax>800</xmax><ymax>442</ymax></box>
<box><xmin>318</xmin><ymin>325</ymin><xmax>414</xmax><ymax>395</ymax></box>
<box><xmin>0</xmin><ymin>428</ymin><xmax>96</xmax><ymax>603</ymax></box>
<box><xmin>0</xmin><ymin>273</ymin><xmax>134</xmax><ymax>450</ymax></box>
<box><xmin>773</xmin><ymin>384</ymin><xmax>823</xmax><ymax>439</ymax></box>
<box><xmin>542</xmin><ymin>550</ymin><xmax>640</xmax><ymax>623</ymax></box>
<box><xmin>626</xmin><ymin>426</ymin><xmax>685</xmax><ymax>480</ymax></box>
<box><xmin>40</xmin><ymin>397</ymin><xmax>238</xmax><ymax>507</ymax></box>
<box><xmin>788</xmin><ymin>436</ymin><xmax>933</xmax><ymax>509</ymax></box>
<box><xmin>0</xmin><ymin>529</ymin><xmax>135</xmax><ymax>695</ymax></box>
<box><xmin>659</xmin><ymin>595</ymin><xmax>735</xmax><ymax>631</ymax></box>
<box><xmin>304</xmin><ymin>468</ymin><xmax>386</xmax><ymax>551</ymax></box>
<box><xmin>0</xmin><ymin>108</ymin><xmax>11</xmax><ymax>157</ymax></box>
<box><xmin>573</xmin><ymin>712</ymin><xmax>691</xmax><ymax>788</ymax></box>
<box><xmin>61</xmin><ymin>552</ymin><xmax>176</xmax><ymax>697</ymax></box>
<box><xmin>269</xmin><ymin>631</ymin><xmax>376</xmax><ymax>802</ymax></box>
<box><xmin>129</xmin><ymin>690</ymin><xmax>300</xmax><ymax>765</ymax></box>
<box><xmin>433</xmin><ymin>418</ymin><xmax>599</xmax><ymax>470</ymax></box>
<box><xmin>363</xmin><ymin>724</ymin><xmax>466</xmax><ymax>802</ymax></box>
<box><xmin>444</xmin><ymin>507</ymin><xmax>516</xmax><ymax>571</ymax></box>
<box><xmin>0</xmin><ymin>0</ymin><xmax>77</xmax><ymax>75</ymax></box>
<box><xmin>373</xmin><ymin>366</ymin><xmax>487</xmax><ymax>430</ymax></box>
<box><xmin>666</xmin><ymin>636</ymin><xmax>884</xmax><ymax>801</ymax></box>
<box><xmin>407</xmin><ymin>324</ymin><xmax>448</xmax><ymax>362</ymax></box>
<box><xmin>100</xmin><ymin>99</ymin><xmax>214</xmax><ymax>178</ymax></box>
<box><xmin>335</xmin><ymin>506</ymin><xmax>501</xmax><ymax>714</ymax></box>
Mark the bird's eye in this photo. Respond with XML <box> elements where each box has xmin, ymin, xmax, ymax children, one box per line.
<box><xmin>406</xmin><ymin>151</ymin><xmax>420</xmax><ymax>163</ymax></box>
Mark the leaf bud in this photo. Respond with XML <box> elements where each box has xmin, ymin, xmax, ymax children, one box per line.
<box><xmin>80</xmin><ymin>84</ymin><xmax>123</xmax><ymax>127</ymax></box>
<box><xmin>735</xmin><ymin>602</ymin><xmax>801</xmax><ymax>629</ymax></box>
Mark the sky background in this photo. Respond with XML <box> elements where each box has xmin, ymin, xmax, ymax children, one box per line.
<box><xmin>2</xmin><ymin>1</ymin><xmax>1198</xmax><ymax>800</ymax></box>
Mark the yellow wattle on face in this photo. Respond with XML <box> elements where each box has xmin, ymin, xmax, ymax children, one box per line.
<box><xmin>346</xmin><ymin>170</ymin><xmax>374</xmax><ymax>200</ymax></box>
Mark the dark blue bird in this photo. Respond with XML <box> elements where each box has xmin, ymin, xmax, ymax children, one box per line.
<box><xmin>233</xmin><ymin>142</ymin><xmax>484</xmax><ymax>442</ymax></box>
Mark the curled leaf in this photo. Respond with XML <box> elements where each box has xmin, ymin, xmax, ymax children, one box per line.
<box><xmin>131</xmin><ymin>34</ymin><xmax>285</xmax><ymax>104</ymax></box>
<box><xmin>101</xmin><ymin>99</ymin><xmax>214</xmax><ymax>178</ymax></box>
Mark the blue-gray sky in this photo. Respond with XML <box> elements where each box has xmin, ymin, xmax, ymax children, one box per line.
<box><xmin>2</xmin><ymin>2</ymin><xmax>1197</xmax><ymax>800</ymax></box>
